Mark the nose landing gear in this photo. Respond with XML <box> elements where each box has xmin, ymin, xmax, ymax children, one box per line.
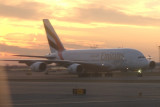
<box><xmin>137</xmin><ymin>69</ymin><xmax>143</xmax><ymax>77</ymax></box>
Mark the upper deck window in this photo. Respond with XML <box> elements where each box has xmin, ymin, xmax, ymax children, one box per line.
<box><xmin>138</xmin><ymin>56</ymin><xmax>145</xmax><ymax>59</ymax></box>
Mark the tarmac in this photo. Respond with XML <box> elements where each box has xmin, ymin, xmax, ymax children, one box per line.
<box><xmin>1</xmin><ymin>70</ymin><xmax>160</xmax><ymax>107</ymax></box>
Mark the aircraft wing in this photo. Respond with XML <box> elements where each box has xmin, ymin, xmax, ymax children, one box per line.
<box><xmin>2</xmin><ymin>59</ymin><xmax>111</xmax><ymax>71</ymax></box>
<box><xmin>13</xmin><ymin>55</ymin><xmax>56</xmax><ymax>59</ymax></box>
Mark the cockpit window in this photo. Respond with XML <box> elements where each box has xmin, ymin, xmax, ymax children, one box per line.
<box><xmin>138</xmin><ymin>56</ymin><xmax>145</xmax><ymax>59</ymax></box>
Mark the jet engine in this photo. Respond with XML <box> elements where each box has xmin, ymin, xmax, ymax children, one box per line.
<box><xmin>30</xmin><ymin>62</ymin><xmax>47</xmax><ymax>72</ymax></box>
<box><xmin>149</xmin><ymin>61</ymin><xmax>156</xmax><ymax>69</ymax></box>
<box><xmin>67</xmin><ymin>64</ymin><xmax>84</xmax><ymax>73</ymax></box>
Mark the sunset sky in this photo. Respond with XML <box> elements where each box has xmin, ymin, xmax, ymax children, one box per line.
<box><xmin>0</xmin><ymin>0</ymin><xmax>160</xmax><ymax>65</ymax></box>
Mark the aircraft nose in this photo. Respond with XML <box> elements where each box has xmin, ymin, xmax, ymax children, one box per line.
<box><xmin>138</xmin><ymin>59</ymin><xmax>150</xmax><ymax>69</ymax></box>
<box><xmin>149</xmin><ymin>61</ymin><xmax>156</xmax><ymax>69</ymax></box>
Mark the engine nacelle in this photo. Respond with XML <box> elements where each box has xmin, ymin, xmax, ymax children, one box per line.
<box><xmin>149</xmin><ymin>61</ymin><xmax>156</xmax><ymax>69</ymax></box>
<box><xmin>30</xmin><ymin>62</ymin><xmax>47</xmax><ymax>72</ymax></box>
<box><xmin>67</xmin><ymin>64</ymin><xmax>83</xmax><ymax>73</ymax></box>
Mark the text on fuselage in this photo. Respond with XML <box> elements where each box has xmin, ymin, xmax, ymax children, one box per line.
<box><xmin>101</xmin><ymin>52</ymin><xmax>124</xmax><ymax>61</ymax></box>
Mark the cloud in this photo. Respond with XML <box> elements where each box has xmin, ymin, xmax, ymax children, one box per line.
<box><xmin>62</xmin><ymin>38</ymin><xmax>105</xmax><ymax>49</ymax></box>
<box><xmin>0</xmin><ymin>43</ymin><xmax>49</xmax><ymax>55</ymax></box>
<box><xmin>0</xmin><ymin>35</ymin><xmax>106</xmax><ymax>55</ymax></box>
<box><xmin>0</xmin><ymin>1</ymin><xmax>51</xmax><ymax>20</ymax></box>
<box><xmin>0</xmin><ymin>33</ymin><xmax>48</xmax><ymax>49</ymax></box>
<box><xmin>56</xmin><ymin>7</ymin><xmax>160</xmax><ymax>26</ymax></box>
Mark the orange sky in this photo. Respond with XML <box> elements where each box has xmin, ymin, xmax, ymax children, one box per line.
<box><xmin>0</xmin><ymin>0</ymin><xmax>160</xmax><ymax>65</ymax></box>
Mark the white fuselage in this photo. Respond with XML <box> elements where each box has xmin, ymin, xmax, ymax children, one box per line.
<box><xmin>57</xmin><ymin>48</ymin><xmax>149</xmax><ymax>71</ymax></box>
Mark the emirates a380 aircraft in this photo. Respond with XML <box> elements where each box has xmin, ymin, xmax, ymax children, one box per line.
<box><xmin>3</xmin><ymin>19</ymin><xmax>156</xmax><ymax>77</ymax></box>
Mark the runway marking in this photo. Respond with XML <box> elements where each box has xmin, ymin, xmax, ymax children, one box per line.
<box><xmin>2</xmin><ymin>99</ymin><xmax>160</xmax><ymax>106</ymax></box>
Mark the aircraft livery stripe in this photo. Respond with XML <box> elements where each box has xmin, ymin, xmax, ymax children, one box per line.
<box><xmin>47</xmin><ymin>38</ymin><xmax>58</xmax><ymax>50</ymax></box>
<box><xmin>44</xmin><ymin>24</ymin><xmax>65</xmax><ymax>51</ymax></box>
<box><xmin>58</xmin><ymin>51</ymin><xmax>64</xmax><ymax>60</ymax></box>
<box><xmin>47</xmin><ymin>32</ymin><xmax>57</xmax><ymax>45</ymax></box>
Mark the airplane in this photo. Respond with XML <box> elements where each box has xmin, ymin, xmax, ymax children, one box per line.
<box><xmin>2</xmin><ymin>19</ymin><xmax>156</xmax><ymax>77</ymax></box>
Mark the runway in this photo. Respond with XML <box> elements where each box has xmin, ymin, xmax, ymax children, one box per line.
<box><xmin>1</xmin><ymin>70</ymin><xmax>160</xmax><ymax>107</ymax></box>
<box><xmin>7</xmin><ymin>81</ymin><xmax>160</xmax><ymax>107</ymax></box>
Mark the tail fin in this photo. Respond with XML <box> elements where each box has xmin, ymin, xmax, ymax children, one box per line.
<box><xmin>43</xmin><ymin>19</ymin><xmax>65</xmax><ymax>53</ymax></box>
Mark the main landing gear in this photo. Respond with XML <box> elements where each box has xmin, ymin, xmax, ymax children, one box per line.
<box><xmin>78</xmin><ymin>72</ymin><xmax>113</xmax><ymax>77</ymax></box>
<box><xmin>105</xmin><ymin>72</ymin><xmax>113</xmax><ymax>77</ymax></box>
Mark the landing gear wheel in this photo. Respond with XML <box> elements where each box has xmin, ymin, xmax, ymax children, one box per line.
<box><xmin>45</xmin><ymin>70</ymin><xmax>49</xmax><ymax>75</ymax></box>
<box><xmin>137</xmin><ymin>73</ymin><xmax>143</xmax><ymax>77</ymax></box>
<box><xmin>105</xmin><ymin>72</ymin><xmax>113</xmax><ymax>77</ymax></box>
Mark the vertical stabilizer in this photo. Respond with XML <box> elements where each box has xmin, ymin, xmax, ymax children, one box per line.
<box><xmin>43</xmin><ymin>19</ymin><xmax>65</xmax><ymax>53</ymax></box>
